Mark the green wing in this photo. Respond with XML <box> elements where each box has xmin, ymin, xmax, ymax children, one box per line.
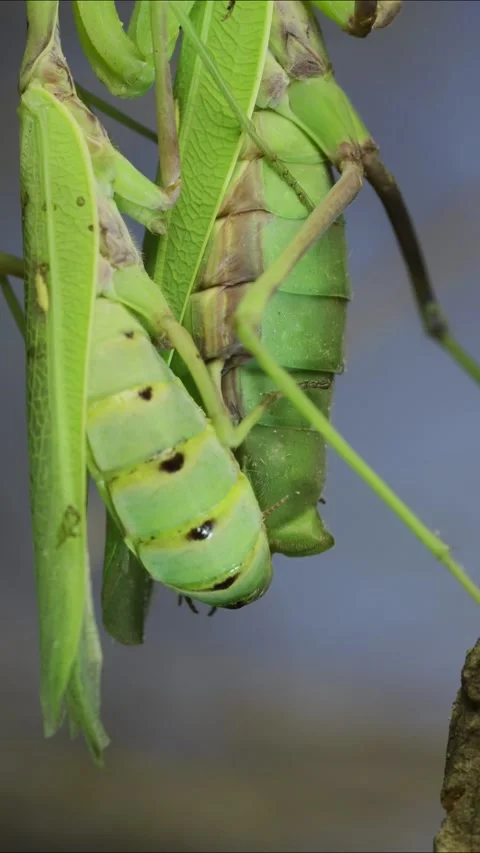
<box><xmin>146</xmin><ymin>0</ymin><xmax>272</xmax><ymax>323</ymax></box>
<box><xmin>20</xmin><ymin>2</ymin><xmax>108</xmax><ymax>758</ymax></box>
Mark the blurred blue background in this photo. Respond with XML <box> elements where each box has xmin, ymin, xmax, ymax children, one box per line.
<box><xmin>1</xmin><ymin>2</ymin><xmax>479</xmax><ymax>850</ymax></box>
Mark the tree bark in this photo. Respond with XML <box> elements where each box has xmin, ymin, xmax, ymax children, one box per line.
<box><xmin>434</xmin><ymin>637</ymin><xmax>480</xmax><ymax>852</ymax></box>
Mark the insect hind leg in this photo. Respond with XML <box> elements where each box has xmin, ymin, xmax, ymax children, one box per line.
<box><xmin>364</xmin><ymin>153</ymin><xmax>480</xmax><ymax>387</ymax></box>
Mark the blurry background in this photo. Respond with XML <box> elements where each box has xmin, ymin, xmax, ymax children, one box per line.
<box><xmin>1</xmin><ymin>1</ymin><xmax>479</xmax><ymax>850</ymax></box>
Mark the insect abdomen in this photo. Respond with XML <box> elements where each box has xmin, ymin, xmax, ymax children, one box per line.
<box><xmin>188</xmin><ymin>109</ymin><xmax>350</xmax><ymax>556</ymax></box>
<box><xmin>87</xmin><ymin>298</ymin><xmax>272</xmax><ymax>606</ymax></box>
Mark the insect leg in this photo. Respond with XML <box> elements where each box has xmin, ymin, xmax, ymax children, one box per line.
<box><xmin>313</xmin><ymin>1</ymin><xmax>378</xmax><ymax>37</ymax></box>
<box><xmin>233</xmin><ymin>166</ymin><xmax>480</xmax><ymax>605</ymax></box>
<box><xmin>312</xmin><ymin>0</ymin><xmax>402</xmax><ymax>36</ymax></box>
<box><xmin>0</xmin><ymin>255</ymin><xmax>25</xmax><ymax>337</ymax></box>
<box><xmin>363</xmin><ymin>153</ymin><xmax>480</xmax><ymax>387</ymax></box>
<box><xmin>0</xmin><ymin>256</ymin><xmax>26</xmax><ymax>338</ymax></box>
<box><xmin>149</xmin><ymin>1</ymin><xmax>181</xmax><ymax>203</ymax></box>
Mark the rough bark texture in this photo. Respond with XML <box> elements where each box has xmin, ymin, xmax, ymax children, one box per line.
<box><xmin>434</xmin><ymin>638</ymin><xmax>480</xmax><ymax>852</ymax></box>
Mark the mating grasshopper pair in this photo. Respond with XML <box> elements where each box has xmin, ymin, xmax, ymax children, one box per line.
<box><xmin>1</xmin><ymin>0</ymin><xmax>479</xmax><ymax>762</ymax></box>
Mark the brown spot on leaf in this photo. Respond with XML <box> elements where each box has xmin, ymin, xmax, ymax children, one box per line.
<box><xmin>57</xmin><ymin>505</ymin><xmax>81</xmax><ymax>547</ymax></box>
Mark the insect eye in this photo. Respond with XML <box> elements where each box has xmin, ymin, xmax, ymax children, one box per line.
<box><xmin>187</xmin><ymin>520</ymin><xmax>214</xmax><ymax>541</ymax></box>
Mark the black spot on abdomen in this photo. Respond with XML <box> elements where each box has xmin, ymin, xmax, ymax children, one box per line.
<box><xmin>138</xmin><ymin>386</ymin><xmax>153</xmax><ymax>401</ymax></box>
<box><xmin>187</xmin><ymin>520</ymin><xmax>214</xmax><ymax>541</ymax></box>
<box><xmin>160</xmin><ymin>452</ymin><xmax>185</xmax><ymax>474</ymax></box>
<box><xmin>210</xmin><ymin>574</ymin><xmax>238</xmax><ymax>591</ymax></box>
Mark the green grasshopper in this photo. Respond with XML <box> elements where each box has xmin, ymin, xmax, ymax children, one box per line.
<box><xmin>74</xmin><ymin>0</ymin><xmax>480</xmax><ymax>577</ymax></box>
<box><xmin>3</xmin><ymin>0</ymin><xmax>293</xmax><ymax>760</ymax></box>
<box><xmin>69</xmin><ymin>0</ymin><xmax>480</xmax><ymax>608</ymax></box>
<box><xmin>2</xmin><ymin>0</ymin><xmax>479</xmax><ymax>764</ymax></box>
<box><xmin>143</xmin><ymin>1</ymin><xmax>480</xmax><ymax>567</ymax></box>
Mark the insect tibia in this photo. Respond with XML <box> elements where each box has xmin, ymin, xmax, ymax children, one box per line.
<box><xmin>361</xmin><ymin>148</ymin><xmax>440</xmax><ymax>331</ymax></box>
<box><xmin>344</xmin><ymin>0</ymin><xmax>378</xmax><ymax>37</ymax></box>
<box><xmin>313</xmin><ymin>1</ymin><xmax>402</xmax><ymax>36</ymax></box>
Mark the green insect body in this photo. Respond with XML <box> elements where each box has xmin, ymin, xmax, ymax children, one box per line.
<box><xmin>29</xmin><ymin>11</ymin><xmax>272</xmax><ymax>610</ymax></box>
<box><xmin>5</xmin><ymin>0</ymin><xmax>480</xmax><ymax>765</ymax></box>
<box><xmin>87</xmin><ymin>249</ymin><xmax>273</xmax><ymax>613</ymax></box>
<box><xmin>210</xmin><ymin>0</ymin><xmax>370</xmax><ymax>554</ymax></box>
<box><xmin>157</xmin><ymin>0</ymin><xmax>351</xmax><ymax>555</ymax></box>
<box><xmin>154</xmin><ymin>0</ymin><xmax>480</xmax><ymax>571</ymax></box>
<box><xmin>17</xmin><ymin>0</ymin><xmax>276</xmax><ymax>756</ymax></box>
<box><xmin>188</xmin><ymin>108</ymin><xmax>349</xmax><ymax>555</ymax></box>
